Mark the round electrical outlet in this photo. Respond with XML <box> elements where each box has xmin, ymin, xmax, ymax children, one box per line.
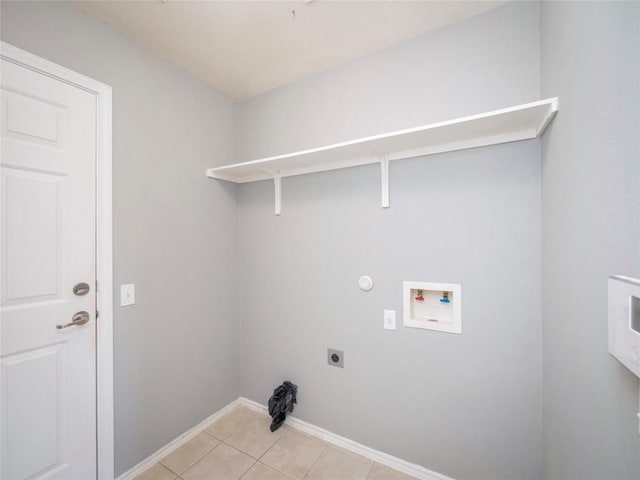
<box><xmin>327</xmin><ymin>348</ymin><xmax>344</xmax><ymax>368</ymax></box>
<box><xmin>358</xmin><ymin>275</ymin><xmax>373</xmax><ymax>291</ymax></box>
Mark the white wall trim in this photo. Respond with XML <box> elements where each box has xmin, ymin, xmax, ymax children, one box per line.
<box><xmin>238</xmin><ymin>397</ymin><xmax>455</xmax><ymax>480</ymax></box>
<box><xmin>115</xmin><ymin>399</ymin><xmax>242</xmax><ymax>480</ymax></box>
<box><xmin>0</xmin><ymin>42</ymin><xmax>114</xmax><ymax>480</ymax></box>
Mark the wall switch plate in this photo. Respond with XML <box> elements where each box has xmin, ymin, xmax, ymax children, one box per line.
<box><xmin>384</xmin><ymin>309</ymin><xmax>396</xmax><ymax>330</ymax></box>
<box><xmin>327</xmin><ymin>348</ymin><xmax>344</xmax><ymax>368</ymax></box>
<box><xmin>120</xmin><ymin>284</ymin><xmax>135</xmax><ymax>307</ymax></box>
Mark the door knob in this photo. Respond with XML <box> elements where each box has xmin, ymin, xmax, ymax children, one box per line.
<box><xmin>57</xmin><ymin>311</ymin><xmax>90</xmax><ymax>330</ymax></box>
<box><xmin>73</xmin><ymin>282</ymin><xmax>90</xmax><ymax>296</ymax></box>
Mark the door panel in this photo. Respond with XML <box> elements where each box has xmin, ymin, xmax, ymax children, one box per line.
<box><xmin>2</xmin><ymin>169</ymin><xmax>64</xmax><ymax>304</ymax></box>
<box><xmin>2</xmin><ymin>345</ymin><xmax>64</xmax><ymax>480</ymax></box>
<box><xmin>1</xmin><ymin>58</ymin><xmax>97</xmax><ymax>480</ymax></box>
<box><xmin>3</xmin><ymin>90</ymin><xmax>66</xmax><ymax>146</ymax></box>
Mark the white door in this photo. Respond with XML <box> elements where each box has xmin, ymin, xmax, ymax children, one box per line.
<box><xmin>1</xmin><ymin>58</ymin><xmax>97</xmax><ymax>479</ymax></box>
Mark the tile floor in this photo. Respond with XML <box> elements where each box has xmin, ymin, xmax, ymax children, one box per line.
<box><xmin>135</xmin><ymin>406</ymin><xmax>416</xmax><ymax>480</ymax></box>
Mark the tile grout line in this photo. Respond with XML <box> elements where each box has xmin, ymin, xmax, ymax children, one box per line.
<box><xmin>183</xmin><ymin>438</ymin><xmax>259</xmax><ymax>480</ymax></box>
<box><xmin>136</xmin><ymin>405</ymin><xmax>411</xmax><ymax>480</ymax></box>
<box><xmin>256</xmin><ymin>420</ymin><xmax>375</xmax><ymax>480</ymax></box>
<box><xmin>300</xmin><ymin>441</ymin><xmax>331</xmax><ymax>480</ymax></box>
<box><xmin>302</xmin><ymin>443</ymin><xmax>329</xmax><ymax>480</ymax></box>
<box><xmin>256</xmin><ymin>426</ymin><xmax>285</xmax><ymax>462</ymax></box>
<box><xmin>238</xmin><ymin>456</ymin><xmax>259</xmax><ymax>480</ymax></box>
<box><xmin>258</xmin><ymin>427</ymin><xmax>309</xmax><ymax>480</ymax></box>
<box><xmin>159</xmin><ymin>462</ymin><xmax>181</xmax><ymax>478</ymax></box>
<box><xmin>158</xmin><ymin>433</ymin><xmax>221</xmax><ymax>478</ymax></box>
<box><xmin>242</xmin><ymin>398</ymin><xmax>432</xmax><ymax>479</ymax></box>
<box><xmin>164</xmin><ymin>409</ymin><xmax>261</xmax><ymax>480</ymax></box>
<box><xmin>125</xmin><ymin>399</ymin><xmax>243</xmax><ymax>480</ymax></box>
<box><xmin>160</xmin><ymin>462</ymin><xmax>181</xmax><ymax>480</ymax></box>
<box><xmin>224</xmin><ymin>423</ymin><xmax>289</xmax><ymax>480</ymax></box>
<box><xmin>363</xmin><ymin>459</ymin><xmax>375</xmax><ymax>480</ymax></box>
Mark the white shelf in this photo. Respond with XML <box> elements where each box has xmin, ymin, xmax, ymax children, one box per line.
<box><xmin>206</xmin><ymin>98</ymin><xmax>558</xmax><ymax>214</ymax></box>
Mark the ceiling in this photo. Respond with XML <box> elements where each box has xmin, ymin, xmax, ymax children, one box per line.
<box><xmin>76</xmin><ymin>1</ymin><xmax>504</xmax><ymax>100</ymax></box>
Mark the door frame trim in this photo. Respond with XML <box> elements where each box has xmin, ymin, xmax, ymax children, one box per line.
<box><xmin>1</xmin><ymin>42</ymin><xmax>114</xmax><ymax>480</ymax></box>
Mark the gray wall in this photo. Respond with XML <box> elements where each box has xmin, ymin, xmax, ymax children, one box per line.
<box><xmin>238</xmin><ymin>3</ymin><xmax>543</xmax><ymax>479</ymax></box>
<box><xmin>236</xmin><ymin>1</ymin><xmax>540</xmax><ymax>162</ymax></box>
<box><xmin>540</xmin><ymin>2</ymin><xmax>640</xmax><ymax>479</ymax></box>
<box><xmin>4</xmin><ymin>1</ymin><xmax>638</xmax><ymax>479</ymax></box>
<box><xmin>1</xmin><ymin>2</ymin><xmax>240</xmax><ymax>476</ymax></box>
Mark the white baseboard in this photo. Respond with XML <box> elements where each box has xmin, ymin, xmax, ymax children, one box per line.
<box><xmin>115</xmin><ymin>398</ymin><xmax>241</xmax><ymax>480</ymax></box>
<box><xmin>238</xmin><ymin>397</ymin><xmax>454</xmax><ymax>480</ymax></box>
<box><xmin>115</xmin><ymin>396</ymin><xmax>454</xmax><ymax>480</ymax></box>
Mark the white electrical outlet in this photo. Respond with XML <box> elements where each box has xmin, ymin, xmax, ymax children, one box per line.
<box><xmin>384</xmin><ymin>309</ymin><xmax>396</xmax><ymax>330</ymax></box>
<box><xmin>120</xmin><ymin>284</ymin><xmax>135</xmax><ymax>307</ymax></box>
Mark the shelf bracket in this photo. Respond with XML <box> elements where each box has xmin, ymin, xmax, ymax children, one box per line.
<box><xmin>257</xmin><ymin>166</ymin><xmax>282</xmax><ymax>216</ymax></box>
<box><xmin>380</xmin><ymin>155</ymin><xmax>390</xmax><ymax>209</ymax></box>
<box><xmin>273</xmin><ymin>172</ymin><xmax>281</xmax><ymax>216</ymax></box>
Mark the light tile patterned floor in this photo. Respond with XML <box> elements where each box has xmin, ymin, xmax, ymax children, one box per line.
<box><xmin>135</xmin><ymin>406</ymin><xmax>415</xmax><ymax>480</ymax></box>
